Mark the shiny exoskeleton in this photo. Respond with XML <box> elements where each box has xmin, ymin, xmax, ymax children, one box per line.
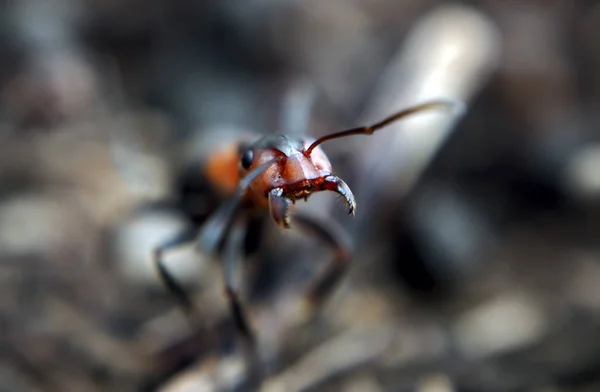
<box><xmin>154</xmin><ymin>99</ymin><xmax>463</xmax><ymax>346</ymax></box>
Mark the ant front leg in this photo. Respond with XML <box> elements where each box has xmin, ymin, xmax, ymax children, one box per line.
<box><xmin>291</xmin><ymin>213</ymin><xmax>353</xmax><ymax>318</ymax></box>
<box><xmin>153</xmin><ymin>228</ymin><xmax>199</xmax><ymax>319</ymax></box>
<box><xmin>221</xmin><ymin>213</ymin><xmax>267</xmax><ymax>390</ymax></box>
<box><xmin>154</xmin><ymin>160</ymin><xmax>279</xmax><ymax>328</ymax></box>
<box><xmin>153</xmin><ymin>200</ymin><xmax>243</xmax><ymax>323</ymax></box>
<box><xmin>220</xmin><ymin>213</ymin><xmax>256</xmax><ymax>344</ymax></box>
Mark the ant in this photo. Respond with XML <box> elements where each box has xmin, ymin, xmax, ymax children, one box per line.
<box><xmin>153</xmin><ymin>99</ymin><xmax>463</xmax><ymax>346</ymax></box>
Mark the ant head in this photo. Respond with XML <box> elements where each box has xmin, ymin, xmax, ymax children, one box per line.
<box><xmin>237</xmin><ymin>134</ymin><xmax>355</xmax><ymax>228</ymax></box>
<box><xmin>236</xmin><ymin>99</ymin><xmax>463</xmax><ymax>227</ymax></box>
<box><xmin>238</xmin><ymin>135</ymin><xmax>334</xmax><ymax>196</ymax></box>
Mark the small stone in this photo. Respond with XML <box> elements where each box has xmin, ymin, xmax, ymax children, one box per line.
<box><xmin>417</xmin><ymin>373</ymin><xmax>454</xmax><ymax>392</ymax></box>
<box><xmin>452</xmin><ymin>292</ymin><xmax>547</xmax><ymax>358</ymax></box>
<box><xmin>113</xmin><ymin>210</ymin><xmax>206</xmax><ymax>287</ymax></box>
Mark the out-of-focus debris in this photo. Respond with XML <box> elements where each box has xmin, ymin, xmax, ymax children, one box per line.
<box><xmin>404</xmin><ymin>182</ymin><xmax>496</xmax><ymax>283</ymax></box>
<box><xmin>565</xmin><ymin>254</ymin><xmax>600</xmax><ymax>312</ymax></box>
<box><xmin>0</xmin><ymin>0</ymin><xmax>98</xmax><ymax>128</ymax></box>
<box><xmin>343</xmin><ymin>374</ymin><xmax>383</xmax><ymax>392</ymax></box>
<box><xmin>562</xmin><ymin>144</ymin><xmax>600</xmax><ymax>202</ymax></box>
<box><xmin>158</xmin><ymin>354</ymin><xmax>248</xmax><ymax>392</ymax></box>
<box><xmin>261</xmin><ymin>324</ymin><xmax>395</xmax><ymax>392</ymax></box>
<box><xmin>452</xmin><ymin>292</ymin><xmax>548</xmax><ymax>359</ymax></box>
<box><xmin>417</xmin><ymin>373</ymin><xmax>455</xmax><ymax>392</ymax></box>
<box><xmin>0</xmin><ymin>194</ymin><xmax>83</xmax><ymax>259</ymax></box>
<box><xmin>488</xmin><ymin>1</ymin><xmax>576</xmax><ymax>131</ymax></box>
<box><xmin>353</xmin><ymin>4</ymin><xmax>501</xmax><ymax>208</ymax></box>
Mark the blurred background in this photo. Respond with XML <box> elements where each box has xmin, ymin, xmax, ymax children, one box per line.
<box><xmin>1</xmin><ymin>1</ymin><xmax>600</xmax><ymax>391</ymax></box>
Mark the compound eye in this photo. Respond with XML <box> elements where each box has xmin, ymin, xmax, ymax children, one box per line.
<box><xmin>240</xmin><ymin>149</ymin><xmax>254</xmax><ymax>169</ymax></box>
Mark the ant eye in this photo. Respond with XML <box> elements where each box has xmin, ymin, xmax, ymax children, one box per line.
<box><xmin>241</xmin><ymin>149</ymin><xmax>254</xmax><ymax>169</ymax></box>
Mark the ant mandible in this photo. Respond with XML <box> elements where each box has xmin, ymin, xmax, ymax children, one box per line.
<box><xmin>154</xmin><ymin>99</ymin><xmax>463</xmax><ymax>344</ymax></box>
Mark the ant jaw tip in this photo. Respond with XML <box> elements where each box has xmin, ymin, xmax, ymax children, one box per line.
<box><xmin>269</xmin><ymin>187</ymin><xmax>293</xmax><ymax>229</ymax></box>
<box><xmin>348</xmin><ymin>204</ymin><xmax>356</xmax><ymax>216</ymax></box>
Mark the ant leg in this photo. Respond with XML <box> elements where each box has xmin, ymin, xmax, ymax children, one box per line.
<box><xmin>221</xmin><ymin>214</ymin><xmax>255</xmax><ymax>343</ymax></box>
<box><xmin>291</xmin><ymin>213</ymin><xmax>352</xmax><ymax>316</ymax></box>
<box><xmin>221</xmin><ymin>214</ymin><xmax>266</xmax><ymax>390</ymax></box>
<box><xmin>153</xmin><ymin>228</ymin><xmax>199</xmax><ymax>317</ymax></box>
<box><xmin>197</xmin><ymin>158</ymin><xmax>279</xmax><ymax>255</ymax></box>
<box><xmin>153</xmin><ymin>211</ymin><xmax>243</xmax><ymax>321</ymax></box>
<box><xmin>152</xmin><ymin>160</ymin><xmax>278</xmax><ymax>331</ymax></box>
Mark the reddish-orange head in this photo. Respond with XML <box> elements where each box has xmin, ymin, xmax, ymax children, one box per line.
<box><xmin>237</xmin><ymin>134</ymin><xmax>355</xmax><ymax>227</ymax></box>
<box><xmin>240</xmin><ymin>136</ymin><xmax>331</xmax><ymax>199</ymax></box>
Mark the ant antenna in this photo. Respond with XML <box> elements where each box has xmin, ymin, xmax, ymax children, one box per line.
<box><xmin>304</xmin><ymin>99</ymin><xmax>465</xmax><ymax>155</ymax></box>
